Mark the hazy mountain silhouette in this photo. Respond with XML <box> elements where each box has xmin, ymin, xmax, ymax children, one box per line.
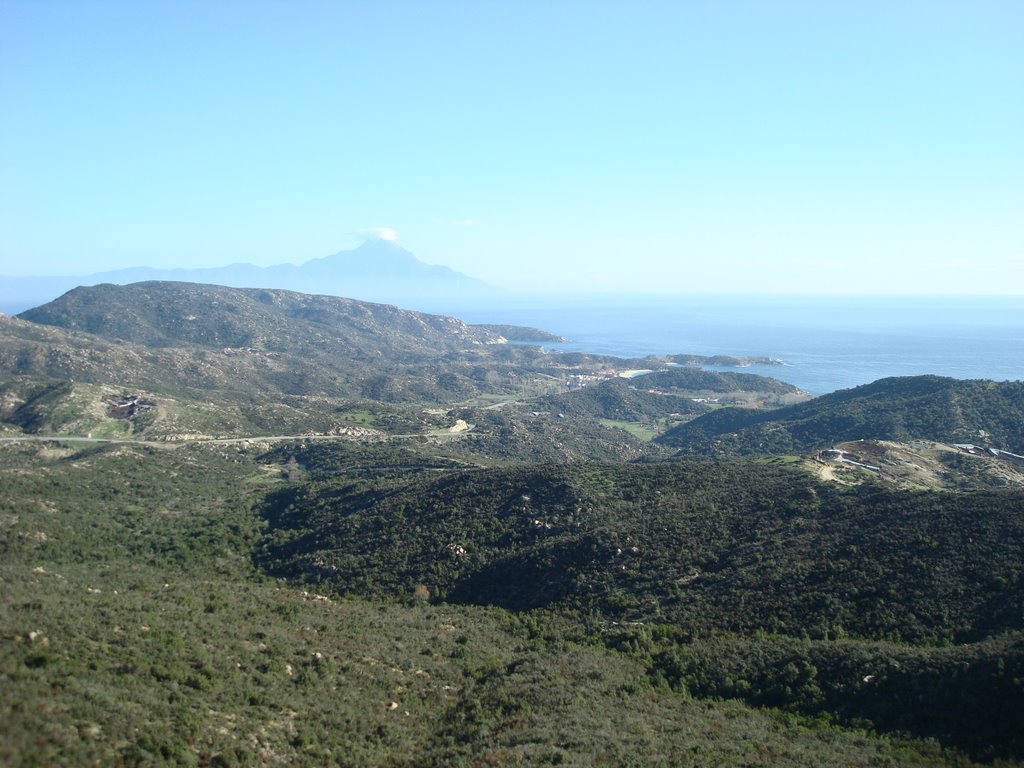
<box><xmin>0</xmin><ymin>239</ymin><xmax>496</xmax><ymax>314</ymax></box>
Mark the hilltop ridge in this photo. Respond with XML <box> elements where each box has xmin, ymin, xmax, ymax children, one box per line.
<box><xmin>19</xmin><ymin>281</ymin><xmax>502</xmax><ymax>353</ymax></box>
<box><xmin>658</xmin><ymin>375</ymin><xmax>1024</xmax><ymax>455</ymax></box>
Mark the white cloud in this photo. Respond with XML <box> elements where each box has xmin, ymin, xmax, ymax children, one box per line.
<box><xmin>358</xmin><ymin>227</ymin><xmax>398</xmax><ymax>241</ymax></box>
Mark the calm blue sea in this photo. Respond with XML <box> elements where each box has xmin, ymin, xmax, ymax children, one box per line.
<box><xmin>452</xmin><ymin>295</ymin><xmax>1024</xmax><ymax>394</ymax></box>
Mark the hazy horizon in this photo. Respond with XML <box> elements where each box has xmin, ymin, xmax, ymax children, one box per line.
<box><xmin>2</xmin><ymin>2</ymin><xmax>1021</xmax><ymax>296</ymax></box>
<box><xmin>3</xmin><ymin>236</ymin><xmax>1023</xmax><ymax>301</ymax></box>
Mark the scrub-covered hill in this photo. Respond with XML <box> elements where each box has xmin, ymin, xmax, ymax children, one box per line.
<box><xmin>6</xmin><ymin>440</ymin><xmax>1005</xmax><ymax>767</ymax></box>
<box><xmin>255</xmin><ymin>444</ymin><xmax>1024</xmax><ymax>759</ymax></box>
<box><xmin>19</xmin><ymin>281</ymin><xmax>504</xmax><ymax>357</ymax></box>
<box><xmin>7</xmin><ymin>283</ymin><xmax>573</xmax><ymax>406</ymax></box>
<box><xmin>258</xmin><ymin>449</ymin><xmax>1024</xmax><ymax>644</ymax></box>
<box><xmin>657</xmin><ymin>376</ymin><xmax>1024</xmax><ymax>454</ymax></box>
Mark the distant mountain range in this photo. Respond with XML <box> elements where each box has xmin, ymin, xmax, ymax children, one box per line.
<box><xmin>0</xmin><ymin>239</ymin><xmax>496</xmax><ymax>314</ymax></box>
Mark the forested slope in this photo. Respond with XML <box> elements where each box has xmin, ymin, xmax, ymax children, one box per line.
<box><xmin>258</xmin><ymin>449</ymin><xmax>1024</xmax><ymax>643</ymax></box>
<box><xmin>7</xmin><ymin>441</ymin><xmax>1006</xmax><ymax>766</ymax></box>
<box><xmin>254</xmin><ymin>445</ymin><xmax>1024</xmax><ymax>759</ymax></box>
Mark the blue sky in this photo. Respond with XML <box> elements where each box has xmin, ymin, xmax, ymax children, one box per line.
<box><xmin>1</xmin><ymin>1</ymin><xmax>1021</xmax><ymax>294</ymax></box>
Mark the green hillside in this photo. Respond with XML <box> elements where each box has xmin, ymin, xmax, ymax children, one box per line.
<box><xmin>505</xmin><ymin>367</ymin><xmax>808</xmax><ymax>447</ymax></box>
<box><xmin>10</xmin><ymin>283</ymin><xmax>575</xmax><ymax>404</ymax></box>
<box><xmin>3</xmin><ymin>286</ymin><xmax>1024</xmax><ymax>765</ymax></box>
<box><xmin>19</xmin><ymin>281</ymin><xmax>505</xmax><ymax>355</ymax></box>
<box><xmin>537</xmin><ymin>368</ymin><xmax>804</xmax><ymax>420</ymax></box>
<box><xmin>258</xmin><ymin>451</ymin><xmax>1024</xmax><ymax>644</ymax></box>
<box><xmin>3</xmin><ymin>440</ymin><xmax>996</xmax><ymax>767</ymax></box>
<box><xmin>253</xmin><ymin>447</ymin><xmax>1024</xmax><ymax>758</ymax></box>
<box><xmin>657</xmin><ymin>376</ymin><xmax>1024</xmax><ymax>454</ymax></box>
<box><xmin>535</xmin><ymin>378</ymin><xmax>708</xmax><ymax>421</ymax></box>
<box><xmin>639</xmin><ymin>366</ymin><xmax>803</xmax><ymax>396</ymax></box>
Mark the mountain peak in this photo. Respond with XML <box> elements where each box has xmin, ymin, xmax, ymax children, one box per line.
<box><xmin>306</xmin><ymin>240</ymin><xmax>430</xmax><ymax>275</ymax></box>
<box><xmin>341</xmin><ymin>238</ymin><xmax>417</xmax><ymax>262</ymax></box>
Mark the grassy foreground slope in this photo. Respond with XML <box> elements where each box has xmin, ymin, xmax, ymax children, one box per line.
<box><xmin>0</xmin><ymin>441</ymin><xmax>977</xmax><ymax>767</ymax></box>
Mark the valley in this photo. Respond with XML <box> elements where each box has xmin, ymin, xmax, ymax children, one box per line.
<box><xmin>1</xmin><ymin>282</ymin><xmax>1022</xmax><ymax>767</ymax></box>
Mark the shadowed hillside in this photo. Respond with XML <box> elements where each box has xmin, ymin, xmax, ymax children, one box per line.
<box><xmin>254</xmin><ymin>446</ymin><xmax>1024</xmax><ymax>759</ymax></box>
<box><xmin>258</xmin><ymin>451</ymin><xmax>1024</xmax><ymax>644</ymax></box>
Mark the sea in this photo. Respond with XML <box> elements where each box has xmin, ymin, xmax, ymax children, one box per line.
<box><xmin>449</xmin><ymin>295</ymin><xmax>1024</xmax><ymax>395</ymax></box>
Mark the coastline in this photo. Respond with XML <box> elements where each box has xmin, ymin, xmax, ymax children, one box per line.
<box><xmin>453</xmin><ymin>298</ymin><xmax>1024</xmax><ymax>395</ymax></box>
